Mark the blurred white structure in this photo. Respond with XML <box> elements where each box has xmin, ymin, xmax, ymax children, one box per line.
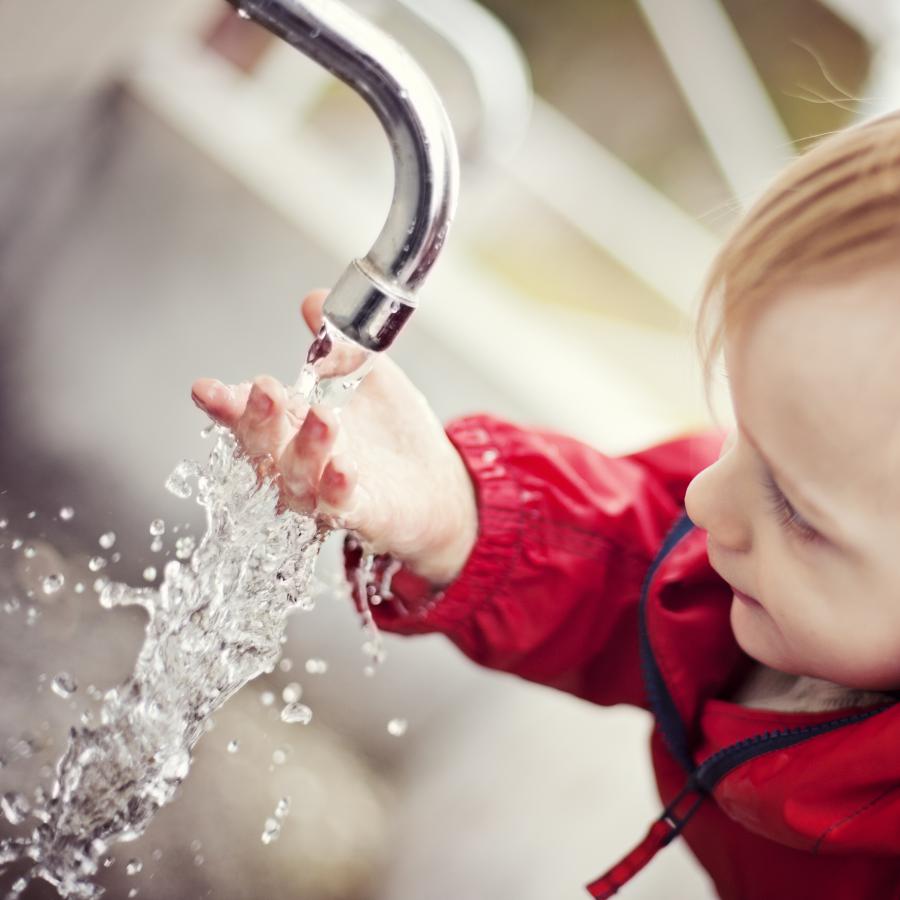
<box><xmin>3</xmin><ymin>3</ymin><xmax>900</xmax><ymax>899</ymax></box>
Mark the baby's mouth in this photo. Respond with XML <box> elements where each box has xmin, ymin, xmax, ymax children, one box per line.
<box><xmin>733</xmin><ymin>587</ymin><xmax>762</xmax><ymax>608</ymax></box>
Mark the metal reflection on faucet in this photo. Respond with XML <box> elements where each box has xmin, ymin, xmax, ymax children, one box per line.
<box><xmin>225</xmin><ymin>0</ymin><xmax>460</xmax><ymax>352</ymax></box>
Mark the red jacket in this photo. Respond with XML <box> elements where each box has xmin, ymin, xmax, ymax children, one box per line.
<box><xmin>345</xmin><ymin>414</ymin><xmax>900</xmax><ymax>899</ymax></box>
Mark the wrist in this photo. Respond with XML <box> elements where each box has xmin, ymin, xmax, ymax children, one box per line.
<box><xmin>404</xmin><ymin>448</ymin><xmax>478</xmax><ymax>586</ymax></box>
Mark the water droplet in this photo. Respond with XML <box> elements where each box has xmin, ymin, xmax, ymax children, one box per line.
<box><xmin>25</xmin><ymin>606</ymin><xmax>39</xmax><ymax>626</ymax></box>
<box><xmin>261</xmin><ymin>817</ymin><xmax>281</xmax><ymax>844</ymax></box>
<box><xmin>175</xmin><ymin>536</ymin><xmax>196</xmax><ymax>560</ymax></box>
<box><xmin>310</xmin><ymin>26</ymin><xmax>322</xmax><ymax>38</ymax></box>
<box><xmin>281</xmin><ymin>682</ymin><xmax>302</xmax><ymax>703</ymax></box>
<box><xmin>166</xmin><ymin>461</ymin><xmax>198</xmax><ymax>499</ymax></box>
<box><xmin>1</xmin><ymin>791</ymin><xmax>30</xmax><ymax>825</ymax></box>
<box><xmin>128</xmin><ymin>890</ymin><xmax>138</xmax><ymax>899</ymax></box>
<box><xmin>304</xmin><ymin>658</ymin><xmax>327</xmax><ymax>675</ymax></box>
<box><xmin>160</xmin><ymin>748</ymin><xmax>190</xmax><ymax>781</ymax></box>
<box><xmin>102</xmin><ymin>855</ymin><xmax>115</xmax><ymax>869</ymax></box>
<box><xmin>0</xmin><ymin>518</ymin><xmax>7</xmax><ymax>528</ymax></box>
<box><xmin>4</xmin><ymin>596</ymin><xmax>20</xmax><ymax>613</ymax></box>
<box><xmin>93</xmin><ymin>577</ymin><xmax>109</xmax><ymax>594</ymax></box>
<box><xmin>190</xmin><ymin>839</ymin><xmax>202</xmax><ymax>853</ymax></box>
<box><xmin>151</xmin><ymin>849</ymin><xmax>163</xmax><ymax>862</ymax></box>
<box><xmin>51</xmin><ymin>672</ymin><xmax>77</xmax><ymax>698</ymax></box>
<box><xmin>74</xmin><ymin>582</ymin><xmax>85</xmax><ymax>594</ymax></box>
<box><xmin>149</xmin><ymin>519</ymin><xmax>166</xmax><ymax>537</ymax></box>
<box><xmin>150</xmin><ymin>537</ymin><xmax>163</xmax><ymax>553</ymax></box>
<box><xmin>42</xmin><ymin>573</ymin><xmax>65</xmax><ymax>595</ymax></box>
<box><xmin>193</xmin><ymin>854</ymin><xmax>204</xmax><ymax>866</ymax></box>
<box><xmin>481</xmin><ymin>449</ymin><xmax>499</xmax><ymax>464</ymax></box>
<box><xmin>278</xmin><ymin>657</ymin><xmax>293</xmax><ymax>672</ymax></box>
<box><xmin>275</xmin><ymin>796</ymin><xmax>291</xmax><ymax>819</ymax></box>
<box><xmin>237</xmin><ymin>7</ymin><xmax>251</xmax><ymax>19</ymax></box>
<box><xmin>363</xmin><ymin>665</ymin><xmax>376</xmax><ymax>678</ymax></box>
<box><xmin>260</xmin><ymin>690</ymin><xmax>275</xmax><ymax>707</ymax></box>
<box><xmin>226</xmin><ymin>739</ymin><xmax>239</xmax><ymax>754</ymax></box>
<box><xmin>27</xmin><ymin>510</ymin><xmax>36</xmax><ymax>520</ymax></box>
<box><xmin>88</xmin><ymin>556</ymin><xmax>107</xmax><ymax>572</ymax></box>
<box><xmin>272</xmin><ymin>748</ymin><xmax>287</xmax><ymax>765</ymax></box>
<box><xmin>59</xmin><ymin>507</ymin><xmax>74</xmax><ymax>521</ymax></box>
<box><xmin>280</xmin><ymin>702</ymin><xmax>312</xmax><ymax>725</ymax></box>
<box><xmin>387</xmin><ymin>718</ymin><xmax>408</xmax><ymax>737</ymax></box>
<box><xmin>23</xmin><ymin>545</ymin><xmax>36</xmax><ymax>559</ymax></box>
<box><xmin>98</xmin><ymin>532</ymin><xmax>116</xmax><ymax>550</ymax></box>
<box><xmin>142</xmin><ymin>567</ymin><xmax>157</xmax><ymax>582</ymax></box>
<box><xmin>11</xmin><ymin>537</ymin><xmax>22</xmax><ymax>550</ymax></box>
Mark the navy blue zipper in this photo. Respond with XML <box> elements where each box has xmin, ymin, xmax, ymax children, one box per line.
<box><xmin>637</xmin><ymin>510</ymin><xmax>698</xmax><ymax>773</ymax></box>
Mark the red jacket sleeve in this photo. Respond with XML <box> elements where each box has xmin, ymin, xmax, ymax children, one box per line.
<box><xmin>344</xmin><ymin>414</ymin><xmax>726</xmax><ymax>710</ymax></box>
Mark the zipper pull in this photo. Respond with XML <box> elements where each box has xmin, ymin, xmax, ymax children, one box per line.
<box><xmin>585</xmin><ymin>780</ymin><xmax>705</xmax><ymax>899</ymax></box>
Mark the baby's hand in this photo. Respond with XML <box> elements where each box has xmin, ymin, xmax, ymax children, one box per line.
<box><xmin>191</xmin><ymin>291</ymin><xmax>478</xmax><ymax>586</ymax></box>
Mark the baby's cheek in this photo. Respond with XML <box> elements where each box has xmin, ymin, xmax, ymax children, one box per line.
<box><xmin>802</xmin><ymin>607</ymin><xmax>900</xmax><ymax>691</ymax></box>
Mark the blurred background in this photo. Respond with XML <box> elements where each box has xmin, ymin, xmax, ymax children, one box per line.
<box><xmin>0</xmin><ymin>0</ymin><xmax>897</xmax><ymax>897</ymax></box>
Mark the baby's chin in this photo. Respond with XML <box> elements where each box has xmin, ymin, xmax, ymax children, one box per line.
<box><xmin>730</xmin><ymin>600</ymin><xmax>900</xmax><ymax>691</ymax></box>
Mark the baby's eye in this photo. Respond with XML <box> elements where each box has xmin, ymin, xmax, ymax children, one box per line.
<box><xmin>761</xmin><ymin>472</ymin><xmax>821</xmax><ymax>545</ymax></box>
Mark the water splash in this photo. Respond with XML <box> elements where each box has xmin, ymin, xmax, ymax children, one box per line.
<box><xmin>0</xmin><ymin>322</ymin><xmax>384</xmax><ymax>898</ymax></box>
<box><xmin>0</xmin><ymin>427</ymin><xmax>331</xmax><ymax>896</ymax></box>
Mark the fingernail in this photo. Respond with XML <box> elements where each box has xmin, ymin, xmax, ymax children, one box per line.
<box><xmin>305</xmin><ymin>411</ymin><xmax>328</xmax><ymax>440</ymax></box>
<box><xmin>250</xmin><ymin>389</ymin><xmax>273</xmax><ymax>417</ymax></box>
<box><xmin>191</xmin><ymin>390</ymin><xmax>207</xmax><ymax>410</ymax></box>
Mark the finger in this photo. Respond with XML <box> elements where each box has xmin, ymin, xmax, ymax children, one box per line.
<box><xmin>235</xmin><ymin>376</ymin><xmax>290</xmax><ymax>460</ymax></box>
<box><xmin>191</xmin><ymin>378</ymin><xmax>249</xmax><ymax>428</ymax></box>
<box><xmin>319</xmin><ymin>453</ymin><xmax>358</xmax><ymax>511</ymax></box>
<box><xmin>300</xmin><ymin>290</ymin><xmax>329</xmax><ymax>335</ymax></box>
<box><xmin>279</xmin><ymin>405</ymin><xmax>338</xmax><ymax>508</ymax></box>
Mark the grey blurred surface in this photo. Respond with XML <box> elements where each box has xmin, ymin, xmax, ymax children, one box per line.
<box><xmin>0</xmin><ymin>89</ymin><xmax>714</xmax><ymax>898</ymax></box>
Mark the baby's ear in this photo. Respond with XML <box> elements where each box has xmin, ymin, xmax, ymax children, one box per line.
<box><xmin>300</xmin><ymin>291</ymin><xmax>329</xmax><ymax>334</ymax></box>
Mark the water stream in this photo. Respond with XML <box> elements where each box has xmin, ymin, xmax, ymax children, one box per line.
<box><xmin>0</xmin><ymin>322</ymin><xmax>383</xmax><ymax>898</ymax></box>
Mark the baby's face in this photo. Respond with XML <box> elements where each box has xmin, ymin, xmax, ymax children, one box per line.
<box><xmin>684</xmin><ymin>262</ymin><xmax>900</xmax><ymax>690</ymax></box>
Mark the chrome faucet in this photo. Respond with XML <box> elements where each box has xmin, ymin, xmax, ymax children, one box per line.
<box><xmin>392</xmin><ymin>0</ymin><xmax>531</xmax><ymax>168</ymax></box>
<box><xmin>225</xmin><ymin>0</ymin><xmax>460</xmax><ymax>353</ymax></box>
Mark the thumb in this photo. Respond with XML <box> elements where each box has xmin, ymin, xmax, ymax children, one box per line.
<box><xmin>300</xmin><ymin>290</ymin><xmax>329</xmax><ymax>335</ymax></box>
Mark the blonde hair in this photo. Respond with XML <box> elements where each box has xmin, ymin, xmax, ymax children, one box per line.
<box><xmin>695</xmin><ymin>110</ymin><xmax>900</xmax><ymax>408</ymax></box>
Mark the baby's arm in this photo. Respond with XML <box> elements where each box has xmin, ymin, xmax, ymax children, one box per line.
<box><xmin>352</xmin><ymin>420</ymin><xmax>726</xmax><ymax>709</ymax></box>
<box><xmin>192</xmin><ymin>290</ymin><xmax>725</xmax><ymax>710</ymax></box>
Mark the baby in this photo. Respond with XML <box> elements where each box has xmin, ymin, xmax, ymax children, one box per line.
<box><xmin>192</xmin><ymin>110</ymin><xmax>900</xmax><ymax>899</ymax></box>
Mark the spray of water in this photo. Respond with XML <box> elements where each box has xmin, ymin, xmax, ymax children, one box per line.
<box><xmin>0</xmin><ymin>322</ymin><xmax>383</xmax><ymax>898</ymax></box>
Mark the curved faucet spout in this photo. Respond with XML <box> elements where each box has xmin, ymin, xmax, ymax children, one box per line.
<box><xmin>226</xmin><ymin>0</ymin><xmax>460</xmax><ymax>352</ymax></box>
